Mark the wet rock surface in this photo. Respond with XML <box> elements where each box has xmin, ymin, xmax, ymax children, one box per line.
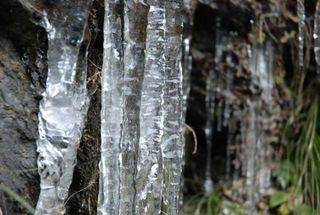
<box><xmin>0</xmin><ymin>36</ymin><xmax>39</xmax><ymax>214</ymax></box>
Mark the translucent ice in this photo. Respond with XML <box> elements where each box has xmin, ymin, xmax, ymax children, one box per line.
<box><xmin>35</xmin><ymin>1</ymin><xmax>92</xmax><ymax>214</ymax></box>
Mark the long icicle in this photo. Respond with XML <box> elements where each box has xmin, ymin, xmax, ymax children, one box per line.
<box><xmin>122</xmin><ymin>1</ymin><xmax>149</xmax><ymax>214</ymax></box>
<box><xmin>182</xmin><ymin>0</ymin><xmax>197</xmax><ymax>119</ymax></box>
<box><xmin>134</xmin><ymin>0</ymin><xmax>165</xmax><ymax>214</ymax></box>
<box><xmin>204</xmin><ymin>17</ymin><xmax>223</xmax><ymax>194</ymax></box>
<box><xmin>244</xmin><ymin>100</ymin><xmax>258</xmax><ymax>215</ymax></box>
<box><xmin>161</xmin><ymin>0</ymin><xmax>184</xmax><ymax>214</ymax></box>
<box><xmin>258</xmin><ymin>42</ymin><xmax>274</xmax><ymax>196</ymax></box>
<box><xmin>35</xmin><ymin>1</ymin><xmax>92</xmax><ymax>214</ymax></box>
<box><xmin>204</xmin><ymin>68</ymin><xmax>215</xmax><ymax>194</ymax></box>
<box><xmin>98</xmin><ymin>0</ymin><xmax>123</xmax><ymax>214</ymax></box>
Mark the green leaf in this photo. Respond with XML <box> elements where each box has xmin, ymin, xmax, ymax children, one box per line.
<box><xmin>270</xmin><ymin>191</ymin><xmax>289</xmax><ymax>208</ymax></box>
<box><xmin>222</xmin><ymin>201</ymin><xmax>244</xmax><ymax>215</ymax></box>
<box><xmin>294</xmin><ymin>205</ymin><xmax>317</xmax><ymax>215</ymax></box>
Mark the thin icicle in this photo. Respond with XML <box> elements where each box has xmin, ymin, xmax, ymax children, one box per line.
<box><xmin>314</xmin><ymin>0</ymin><xmax>320</xmax><ymax>72</ymax></box>
<box><xmin>35</xmin><ymin>1</ymin><xmax>92</xmax><ymax>214</ymax></box>
<box><xmin>226</xmin><ymin>118</ymin><xmax>235</xmax><ymax>180</ymax></box>
<box><xmin>125</xmin><ymin>1</ymin><xmax>166</xmax><ymax>214</ymax></box>
<box><xmin>298</xmin><ymin>0</ymin><xmax>305</xmax><ymax>67</ymax></box>
<box><xmin>213</xmin><ymin>18</ymin><xmax>230</xmax><ymax>133</ymax></box>
<box><xmin>161</xmin><ymin>0</ymin><xmax>184</xmax><ymax>214</ymax></box>
<box><xmin>182</xmin><ymin>37</ymin><xmax>192</xmax><ymax>119</ymax></box>
<box><xmin>121</xmin><ymin>1</ymin><xmax>149</xmax><ymax>214</ymax></box>
<box><xmin>232</xmin><ymin>108</ymin><xmax>242</xmax><ymax>180</ymax></box>
<box><xmin>182</xmin><ymin>0</ymin><xmax>197</xmax><ymax>119</ymax></box>
<box><xmin>265</xmin><ymin>42</ymin><xmax>274</xmax><ymax>107</ymax></box>
<box><xmin>204</xmin><ymin>68</ymin><xmax>215</xmax><ymax>194</ymax></box>
<box><xmin>223</xmin><ymin>65</ymin><xmax>234</xmax><ymax>127</ymax></box>
<box><xmin>98</xmin><ymin>0</ymin><xmax>123</xmax><ymax>214</ymax></box>
<box><xmin>257</xmin><ymin>133</ymin><xmax>272</xmax><ymax>196</ymax></box>
<box><xmin>203</xmin><ymin>18</ymin><xmax>226</xmax><ymax>194</ymax></box>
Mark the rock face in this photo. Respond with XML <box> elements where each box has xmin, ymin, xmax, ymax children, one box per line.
<box><xmin>0</xmin><ymin>0</ymin><xmax>46</xmax><ymax>215</ymax></box>
<box><xmin>0</xmin><ymin>1</ymin><xmax>45</xmax><ymax>214</ymax></box>
<box><xmin>0</xmin><ymin>36</ymin><xmax>39</xmax><ymax>214</ymax></box>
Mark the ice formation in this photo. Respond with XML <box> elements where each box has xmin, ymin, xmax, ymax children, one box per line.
<box><xmin>99</xmin><ymin>1</ymin><xmax>184</xmax><ymax>214</ymax></box>
<box><xmin>35</xmin><ymin>1</ymin><xmax>92</xmax><ymax>214</ymax></box>
<box><xmin>98</xmin><ymin>0</ymin><xmax>123</xmax><ymax>214</ymax></box>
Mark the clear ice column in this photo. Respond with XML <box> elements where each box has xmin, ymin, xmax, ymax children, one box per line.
<box><xmin>134</xmin><ymin>1</ymin><xmax>165</xmax><ymax>214</ymax></box>
<box><xmin>98</xmin><ymin>0</ymin><xmax>123</xmax><ymax>214</ymax></box>
<box><xmin>121</xmin><ymin>1</ymin><xmax>149</xmax><ymax>214</ymax></box>
<box><xmin>35</xmin><ymin>1</ymin><xmax>92</xmax><ymax>214</ymax></box>
<box><xmin>161</xmin><ymin>1</ymin><xmax>184</xmax><ymax>214</ymax></box>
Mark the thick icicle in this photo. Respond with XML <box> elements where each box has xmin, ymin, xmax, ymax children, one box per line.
<box><xmin>243</xmin><ymin>43</ymin><xmax>275</xmax><ymax>213</ymax></box>
<box><xmin>161</xmin><ymin>1</ymin><xmax>184</xmax><ymax>214</ymax></box>
<box><xmin>298</xmin><ymin>0</ymin><xmax>305</xmax><ymax>67</ymax></box>
<box><xmin>244</xmin><ymin>101</ymin><xmax>258</xmax><ymax>215</ymax></box>
<box><xmin>35</xmin><ymin>1</ymin><xmax>92</xmax><ymax>214</ymax></box>
<box><xmin>98</xmin><ymin>0</ymin><xmax>123</xmax><ymax>214</ymax></box>
<box><xmin>258</xmin><ymin>42</ymin><xmax>274</xmax><ymax>195</ymax></box>
<box><xmin>122</xmin><ymin>1</ymin><xmax>149</xmax><ymax>214</ymax></box>
<box><xmin>134</xmin><ymin>1</ymin><xmax>165</xmax><ymax>214</ymax></box>
<box><xmin>251</xmin><ymin>44</ymin><xmax>274</xmax><ymax>106</ymax></box>
<box><xmin>250</xmin><ymin>43</ymin><xmax>274</xmax><ymax>197</ymax></box>
<box><xmin>314</xmin><ymin>0</ymin><xmax>320</xmax><ymax>72</ymax></box>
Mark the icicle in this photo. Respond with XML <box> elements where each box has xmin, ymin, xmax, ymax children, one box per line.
<box><xmin>98</xmin><ymin>0</ymin><xmax>123</xmax><ymax>214</ymax></box>
<box><xmin>226</xmin><ymin>117</ymin><xmax>236</xmax><ymax>180</ymax></box>
<box><xmin>243</xmin><ymin>43</ymin><xmax>275</xmax><ymax>212</ymax></box>
<box><xmin>121</xmin><ymin>1</ymin><xmax>149</xmax><ymax>214</ymax></box>
<box><xmin>213</xmin><ymin>18</ymin><xmax>230</xmax><ymax>133</ymax></box>
<box><xmin>182</xmin><ymin>0</ymin><xmax>197</xmax><ymax>119</ymax></box>
<box><xmin>133</xmin><ymin>1</ymin><xmax>164</xmax><ymax>214</ymax></box>
<box><xmin>314</xmin><ymin>0</ymin><xmax>320</xmax><ymax>72</ymax></box>
<box><xmin>250</xmin><ymin>43</ymin><xmax>274</xmax><ymax>197</ymax></box>
<box><xmin>257</xmin><ymin>133</ymin><xmax>272</xmax><ymax>196</ymax></box>
<box><xmin>232</xmin><ymin>108</ymin><xmax>242</xmax><ymax>180</ymax></box>
<box><xmin>244</xmin><ymin>101</ymin><xmax>258</xmax><ymax>215</ymax></box>
<box><xmin>240</xmin><ymin>116</ymin><xmax>247</xmax><ymax>178</ymax></box>
<box><xmin>297</xmin><ymin>0</ymin><xmax>305</xmax><ymax>67</ymax></box>
<box><xmin>161</xmin><ymin>0</ymin><xmax>184</xmax><ymax>214</ymax></box>
<box><xmin>258</xmin><ymin>42</ymin><xmax>274</xmax><ymax>195</ymax></box>
<box><xmin>35</xmin><ymin>1</ymin><xmax>92</xmax><ymax>214</ymax></box>
<box><xmin>204</xmin><ymin>68</ymin><xmax>215</xmax><ymax>194</ymax></box>
<box><xmin>265</xmin><ymin>42</ymin><xmax>274</xmax><ymax>107</ymax></box>
<box><xmin>223</xmin><ymin>64</ymin><xmax>234</xmax><ymax>127</ymax></box>
<box><xmin>182</xmin><ymin>36</ymin><xmax>192</xmax><ymax>119</ymax></box>
<box><xmin>204</xmin><ymin>17</ymin><xmax>225</xmax><ymax>194</ymax></box>
<box><xmin>251</xmin><ymin>44</ymin><xmax>274</xmax><ymax>106</ymax></box>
